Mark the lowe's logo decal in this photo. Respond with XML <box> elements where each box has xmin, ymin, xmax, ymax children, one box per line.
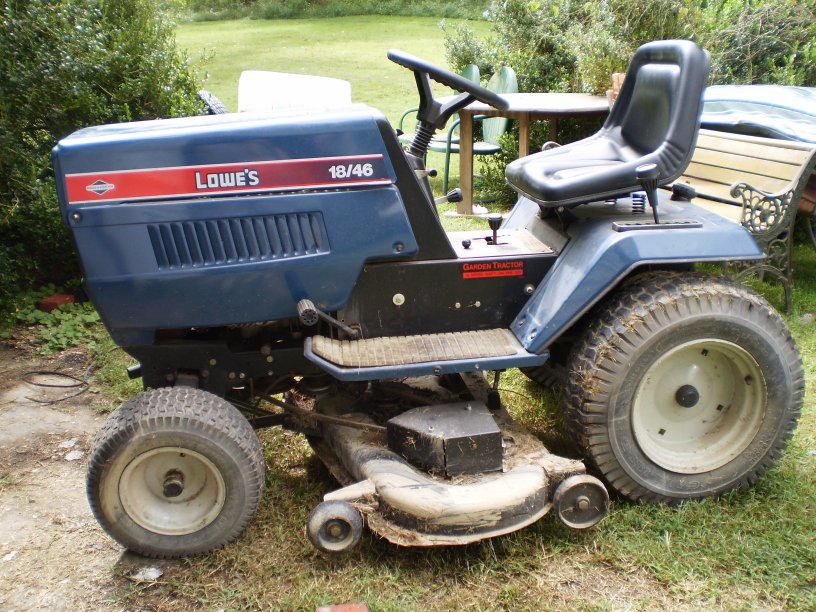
<box><xmin>85</xmin><ymin>180</ymin><xmax>115</xmax><ymax>196</ymax></box>
<box><xmin>195</xmin><ymin>169</ymin><xmax>260</xmax><ymax>190</ymax></box>
<box><xmin>64</xmin><ymin>154</ymin><xmax>393</xmax><ymax>204</ymax></box>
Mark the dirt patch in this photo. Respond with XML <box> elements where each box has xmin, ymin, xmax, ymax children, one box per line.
<box><xmin>0</xmin><ymin>344</ymin><xmax>155</xmax><ymax>610</ymax></box>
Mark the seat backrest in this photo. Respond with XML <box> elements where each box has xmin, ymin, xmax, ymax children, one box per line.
<box><xmin>504</xmin><ymin>41</ymin><xmax>709</xmax><ymax>208</ymax></box>
<box><xmin>606</xmin><ymin>40</ymin><xmax>710</xmax><ymax>181</ymax></box>
<box><xmin>238</xmin><ymin>71</ymin><xmax>352</xmax><ymax>113</ymax></box>
<box><xmin>482</xmin><ymin>66</ymin><xmax>518</xmax><ymax>144</ymax></box>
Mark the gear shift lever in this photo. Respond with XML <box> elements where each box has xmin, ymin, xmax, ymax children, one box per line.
<box><xmin>636</xmin><ymin>163</ymin><xmax>661</xmax><ymax>224</ymax></box>
<box><xmin>487</xmin><ymin>213</ymin><xmax>502</xmax><ymax>245</ymax></box>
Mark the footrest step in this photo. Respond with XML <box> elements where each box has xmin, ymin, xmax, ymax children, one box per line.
<box><xmin>312</xmin><ymin>328</ymin><xmax>518</xmax><ymax>368</ymax></box>
<box><xmin>304</xmin><ymin>329</ymin><xmax>548</xmax><ymax>382</ymax></box>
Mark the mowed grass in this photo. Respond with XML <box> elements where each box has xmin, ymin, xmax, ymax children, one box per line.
<box><xmin>176</xmin><ymin>16</ymin><xmax>490</xmax><ymax>124</ymax></box>
<box><xmin>110</xmin><ymin>18</ymin><xmax>816</xmax><ymax>610</ymax></box>
<box><xmin>176</xmin><ymin>16</ymin><xmax>492</xmax><ymax>195</ymax></box>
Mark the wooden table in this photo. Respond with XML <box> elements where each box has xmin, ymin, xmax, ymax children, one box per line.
<box><xmin>457</xmin><ymin>92</ymin><xmax>610</xmax><ymax>213</ymax></box>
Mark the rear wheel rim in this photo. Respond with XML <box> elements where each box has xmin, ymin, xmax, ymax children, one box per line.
<box><xmin>119</xmin><ymin>446</ymin><xmax>226</xmax><ymax>536</ymax></box>
<box><xmin>632</xmin><ymin>339</ymin><xmax>766</xmax><ymax>474</ymax></box>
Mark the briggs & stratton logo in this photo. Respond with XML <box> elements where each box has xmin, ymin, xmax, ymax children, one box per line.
<box><xmin>86</xmin><ymin>179</ymin><xmax>115</xmax><ymax>196</ymax></box>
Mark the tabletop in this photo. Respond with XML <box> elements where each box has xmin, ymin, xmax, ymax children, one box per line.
<box><xmin>463</xmin><ymin>92</ymin><xmax>610</xmax><ymax>116</ymax></box>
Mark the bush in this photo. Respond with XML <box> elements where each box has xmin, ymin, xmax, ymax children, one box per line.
<box><xmin>701</xmin><ymin>0</ymin><xmax>816</xmax><ymax>85</ymax></box>
<box><xmin>181</xmin><ymin>0</ymin><xmax>488</xmax><ymax>21</ymax></box>
<box><xmin>447</xmin><ymin>0</ymin><xmax>816</xmax><ymax>95</ymax></box>
<box><xmin>445</xmin><ymin>0</ymin><xmax>816</xmax><ymax>204</ymax></box>
<box><xmin>0</xmin><ymin>0</ymin><xmax>204</xmax><ymax>319</ymax></box>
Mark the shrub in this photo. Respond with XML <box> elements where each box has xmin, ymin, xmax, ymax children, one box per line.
<box><xmin>447</xmin><ymin>0</ymin><xmax>816</xmax><ymax>96</ymax></box>
<box><xmin>445</xmin><ymin>0</ymin><xmax>816</xmax><ymax>204</ymax></box>
<box><xmin>700</xmin><ymin>0</ymin><xmax>816</xmax><ymax>85</ymax></box>
<box><xmin>181</xmin><ymin>0</ymin><xmax>488</xmax><ymax>21</ymax></box>
<box><xmin>0</xmin><ymin>0</ymin><xmax>204</xmax><ymax>319</ymax></box>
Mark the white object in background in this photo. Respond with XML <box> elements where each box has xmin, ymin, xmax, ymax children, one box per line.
<box><xmin>238</xmin><ymin>70</ymin><xmax>352</xmax><ymax>112</ymax></box>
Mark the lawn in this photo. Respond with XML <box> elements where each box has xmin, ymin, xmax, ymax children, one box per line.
<box><xmin>95</xmin><ymin>17</ymin><xmax>816</xmax><ymax>610</ymax></box>
<box><xmin>176</xmin><ymin>16</ymin><xmax>490</xmax><ymax>124</ymax></box>
<box><xmin>176</xmin><ymin>16</ymin><xmax>489</xmax><ymax>197</ymax></box>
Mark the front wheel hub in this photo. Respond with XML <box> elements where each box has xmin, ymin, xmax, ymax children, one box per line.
<box><xmin>119</xmin><ymin>446</ymin><xmax>226</xmax><ymax>536</ymax></box>
<box><xmin>162</xmin><ymin>469</ymin><xmax>185</xmax><ymax>498</ymax></box>
<box><xmin>675</xmin><ymin>384</ymin><xmax>700</xmax><ymax>408</ymax></box>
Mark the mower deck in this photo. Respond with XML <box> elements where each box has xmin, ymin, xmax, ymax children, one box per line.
<box><xmin>308</xmin><ymin>375</ymin><xmax>597</xmax><ymax>547</ymax></box>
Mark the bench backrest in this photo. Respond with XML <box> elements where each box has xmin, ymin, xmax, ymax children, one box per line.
<box><xmin>672</xmin><ymin>129</ymin><xmax>816</xmax><ymax>205</ymax></box>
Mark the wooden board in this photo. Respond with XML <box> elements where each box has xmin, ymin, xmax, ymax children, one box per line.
<box><xmin>673</xmin><ymin>130</ymin><xmax>816</xmax><ymax>206</ymax></box>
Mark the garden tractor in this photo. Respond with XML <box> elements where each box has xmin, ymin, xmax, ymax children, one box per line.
<box><xmin>52</xmin><ymin>40</ymin><xmax>803</xmax><ymax>557</ymax></box>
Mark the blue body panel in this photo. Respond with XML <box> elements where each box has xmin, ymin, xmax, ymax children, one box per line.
<box><xmin>507</xmin><ymin>196</ymin><xmax>764</xmax><ymax>353</ymax></box>
<box><xmin>52</xmin><ymin>106</ymin><xmax>419</xmax><ymax>337</ymax></box>
<box><xmin>76</xmin><ymin>187</ymin><xmax>416</xmax><ymax>333</ymax></box>
<box><xmin>52</xmin><ymin>106</ymin><xmax>396</xmax><ymax>192</ymax></box>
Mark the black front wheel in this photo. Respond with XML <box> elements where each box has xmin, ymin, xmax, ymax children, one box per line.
<box><xmin>87</xmin><ymin>387</ymin><xmax>265</xmax><ymax>558</ymax></box>
<box><xmin>564</xmin><ymin>272</ymin><xmax>803</xmax><ymax>503</ymax></box>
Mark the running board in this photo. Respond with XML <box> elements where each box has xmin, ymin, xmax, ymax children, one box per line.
<box><xmin>304</xmin><ymin>329</ymin><xmax>548</xmax><ymax>381</ymax></box>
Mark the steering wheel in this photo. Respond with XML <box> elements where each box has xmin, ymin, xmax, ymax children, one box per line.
<box><xmin>388</xmin><ymin>49</ymin><xmax>509</xmax><ymax>156</ymax></box>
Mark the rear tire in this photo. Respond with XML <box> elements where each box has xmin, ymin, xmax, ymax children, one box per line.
<box><xmin>87</xmin><ymin>387</ymin><xmax>264</xmax><ymax>558</ymax></box>
<box><xmin>564</xmin><ymin>272</ymin><xmax>803</xmax><ymax>503</ymax></box>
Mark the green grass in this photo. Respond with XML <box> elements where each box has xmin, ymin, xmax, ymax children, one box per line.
<box><xmin>176</xmin><ymin>16</ymin><xmax>492</xmax><ymax>196</ymax></box>
<box><xmin>96</xmin><ymin>18</ymin><xmax>816</xmax><ymax>610</ymax></box>
<box><xmin>176</xmin><ymin>17</ymin><xmax>490</xmax><ymax>124</ymax></box>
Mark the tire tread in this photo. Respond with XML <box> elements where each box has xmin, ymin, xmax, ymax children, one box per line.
<box><xmin>563</xmin><ymin>272</ymin><xmax>803</xmax><ymax>504</ymax></box>
<box><xmin>86</xmin><ymin>387</ymin><xmax>264</xmax><ymax>558</ymax></box>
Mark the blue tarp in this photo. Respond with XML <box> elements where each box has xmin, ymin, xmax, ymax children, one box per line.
<box><xmin>701</xmin><ymin>85</ymin><xmax>816</xmax><ymax>143</ymax></box>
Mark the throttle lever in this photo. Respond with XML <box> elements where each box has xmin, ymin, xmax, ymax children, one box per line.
<box><xmin>434</xmin><ymin>188</ymin><xmax>463</xmax><ymax>206</ymax></box>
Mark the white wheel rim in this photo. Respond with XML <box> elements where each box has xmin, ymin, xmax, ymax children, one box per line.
<box><xmin>119</xmin><ymin>446</ymin><xmax>226</xmax><ymax>536</ymax></box>
<box><xmin>632</xmin><ymin>339</ymin><xmax>766</xmax><ymax>474</ymax></box>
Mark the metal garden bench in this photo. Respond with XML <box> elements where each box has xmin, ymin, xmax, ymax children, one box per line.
<box><xmin>667</xmin><ymin>128</ymin><xmax>816</xmax><ymax>311</ymax></box>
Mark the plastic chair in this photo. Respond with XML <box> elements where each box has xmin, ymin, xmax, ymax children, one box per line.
<box><xmin>506</xmin><ymin>41</ymin><xmax>710</xmax><ymax>208</ymax></box>
<box><xmin>430</xmin><ymin>65</ymin><xmax>518</xmax><ymax>193</ymax></box>
<box><xmin>237</xmin><ymin>71</ymin><xmax>352</xmax><ymax>112</ymax></box>
<box><xmin>398</xmin><ymin>64</ymin><xmax>481</xmax><ymax>149</ymax></box>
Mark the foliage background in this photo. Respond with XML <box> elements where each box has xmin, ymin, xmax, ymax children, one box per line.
<box><xmin>444</xmin><ymin>0</ymin><xmax>816</xmax><ymax>203</ymax></box>
<box><xmin>0</xmin><ymin>0</ymin><xmax>203</xmax><ymax>318</ymax></box>
<box><xmin>178</xmin><ymin>0</ymin><xmax>487</xmax><ymax>20</ymax></box>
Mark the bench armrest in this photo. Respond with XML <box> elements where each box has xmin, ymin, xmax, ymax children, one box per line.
<box><xmin>729</xmin><ymin>181</ymin><xmax>796</xmax><ymax>237</ymax></box>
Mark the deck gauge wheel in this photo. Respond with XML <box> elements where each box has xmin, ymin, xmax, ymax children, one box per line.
<box><xmin>307</xmin><ymin>500</ymin><xmax>363</xmax><ymax>553</ymax></box>
<box><xmin>553</xmin><ymin>474</ymin><xmax>609</xmax><ymax>529</ymax></box>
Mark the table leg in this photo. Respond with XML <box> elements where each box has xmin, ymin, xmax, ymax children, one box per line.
<box><xmin>458</xmin><ymin>111</ymin><xmax>474</xmax><ymax>214</ymax></box>
<box><xmin>518</xmin><ymin>115</ymin><xmax>530</xmax><ymax>158</ymax></box>
<box><xmin>549</xmin><ymin>117</ymin><xmax>558</xmax><ymax>143</ymax></box>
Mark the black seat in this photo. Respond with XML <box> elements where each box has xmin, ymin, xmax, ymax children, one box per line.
<box><xmin>505</xmin><ymin>40</ymin><xmax>710</xmax><ymax>208</ymax></box>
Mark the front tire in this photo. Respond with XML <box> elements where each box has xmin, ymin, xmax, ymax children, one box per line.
<box><xmin>87</xmin><ymin>387</ymin><xmax>265</xmax><ymax>558</ymax></box>
<box><xmin>564</xmin><ymin>272</ymin><xmax>803</xmax><ymax>503</ymax></box>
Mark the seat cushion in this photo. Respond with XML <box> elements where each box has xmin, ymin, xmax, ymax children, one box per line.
<box><xmin>505</xmin><ymin>134</ymin><xmax>647</xmax><ymax>206</ymax></box>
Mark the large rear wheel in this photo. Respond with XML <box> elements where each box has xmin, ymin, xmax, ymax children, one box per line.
<box><xmin>564</xmin><ymin>272</ymin><xmax>803</xmax><ymax>503</ymax></box>
<box><xmin>87</xmin><ymin>387</ymin><xmax>265</xmax><ymax>557</ymax></box>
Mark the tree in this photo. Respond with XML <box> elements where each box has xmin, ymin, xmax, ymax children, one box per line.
<box><xmin>0</xmin><ymin>0</ymin><xmax>204</xmax><ymax>306</ymax></box>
